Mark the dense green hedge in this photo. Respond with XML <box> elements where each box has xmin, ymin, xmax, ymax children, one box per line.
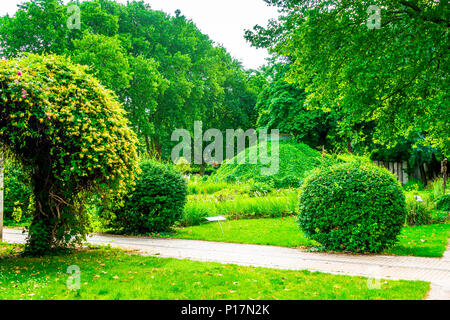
<box><xmin>298</xmin><ymin>161</ymin><xmax>407</xmax><ymax>253</ymax></box>
<box><xmin>109</xmin><ymin>161</ymin><xmax>187</xmax><ymax>234</ymax></box>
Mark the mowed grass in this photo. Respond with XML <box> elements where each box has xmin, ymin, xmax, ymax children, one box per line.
<box><xmin>170</xmin><ymin>217</ymin><xmax>450</xmax><ymax>257</ymax></box>
<box><xmin>385</xmin><ymin>223</ymin><xmax>450</xmax><ymax>257</ymax></box>
<box><xmin>0</xmin><ymin>244</ymin><xmax>429</xmax><ymax>300</ymax></box>
<box><xmin>171</xmin><ymin>218</ymin><xmax>317</xmax><ymax>248</ymax></box>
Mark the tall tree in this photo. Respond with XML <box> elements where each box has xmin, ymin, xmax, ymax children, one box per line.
<box><xmin>72</xmin><ymin>33</ymin><xmax>132</xmax><ymax>94</ymax></box>
<box><xmin>0</xmin><ymin>0</ymin><xmax>258</xmax><ymax>159</ymax></box>
<box><xmin>246</xmin><ymin>0</ymin><xmax>449</xmax><ymax>155</ymax></box>
<box><xmin>255</xmin><ymin>63</ymin><xmax>342</xmax><ymax>150</ymax></box>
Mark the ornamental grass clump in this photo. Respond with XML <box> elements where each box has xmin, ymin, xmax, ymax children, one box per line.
<box><xmin>298</xmin><ymin>161</ymin><xmax>407</xmax><ymax>253</ymax></box>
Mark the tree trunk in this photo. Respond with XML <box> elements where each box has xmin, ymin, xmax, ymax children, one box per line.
<box><xmin>144</xmin><ymin>134</ymin><xmax>151</xmax><ymax>156</ymax></box>
<box><xmin>419</xmin><ymin>163</ymin><xmax>428</xmax><ymax>186</ymax></box>
<box><xmin>430</xmin><ymin>154</ymin><xmax>440</xmax><ymax>179</ymax></box>
<box><xmin>153</xmin><ymin>134</ymin><xmax>162</xmax><ymax>160</ymax></box>
<box><xmin>347</xmin><ymin>139</ymin><xmax>352</xmax><ymax>153</ymax></box>
<box><xmin>442</xmin><ymin>158</ymin><xmax>448</xmax><ymax>195</ymax></box>
<box><xmin>199</xmin><ymin>162</ymin><xmax>206</xmax><ymax>176</ymax></box>
<box><xmin>25</xmin><ymin>160</ymin><xmax>55</xmax><ymax>255</ymax></box>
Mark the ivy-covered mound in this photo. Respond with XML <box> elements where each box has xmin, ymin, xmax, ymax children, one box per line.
<box><xmin>211</xmin><ymin>141</ymin><xmax>321</xmax><ymax>188</ymax></box>
<box><xmin>298</xmin><ymin>161</ymin><xmax>407</xmax><ymax>253</ymax></box>
<box><xmin>108</xmin><ymin>160</ymin><xmax>188</xmax><ymax>234</ymax></box>
<box><xmin>0</xmin><ymin>54</ymin><xmax>139</xmax><ymax>255</ymax></box>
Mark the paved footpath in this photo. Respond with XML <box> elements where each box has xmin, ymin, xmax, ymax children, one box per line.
<box><xmin>3</xmin><ymin>228</ymin><xmax>450</xmax><ymax>300</ymax></box>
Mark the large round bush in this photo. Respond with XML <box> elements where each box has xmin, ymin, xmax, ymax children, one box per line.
<box><xmin>111</xmin><ymin>161</ymin><xmax>188</xmax><ymax>234</ymax></box>
<box><xmin>298</xmin><ymin>161</ymin><xmax>407</xmax><ymax>253</ymax></box>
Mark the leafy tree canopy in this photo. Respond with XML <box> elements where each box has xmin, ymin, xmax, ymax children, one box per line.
<box><xmin>255</xmin><ymin>62</ymin><xmax>342</xmax><ymax>150</ymax></box>
<box><xmin>0</xmin><ymin>0</ymin><xmax>259</xmax><ymax>159</ymax></box>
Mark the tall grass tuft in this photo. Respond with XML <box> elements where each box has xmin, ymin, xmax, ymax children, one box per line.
<box><xmin>179</xmin><ymin>193</ymin><xmax>298</xmax><ymax>227</ymax></box>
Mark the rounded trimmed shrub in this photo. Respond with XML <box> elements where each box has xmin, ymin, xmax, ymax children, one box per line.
<box><xmin>111</xmin><ymin>161</ymin><xmax>188</xmax><ymax>234</ymax></box>
<box><xmin>298</xmin><ymin>161</ymin><xmax>407</xmax><ymax>253</ymax></box>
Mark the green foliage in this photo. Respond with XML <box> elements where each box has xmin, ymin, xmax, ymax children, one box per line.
<box><xmin>436</xmin><ymin>194</ymin><xmax>450</xmax><ymax>212</ymax></box>
<box><xmin>174</xmin><ymin>157</ymin><xmax>191</xmax><ymax>175</ymax></box>
<box><xmin>72</xmin><ymin>33</ymin><xmax>132</xmax><ymax>93</ymax></box>
<box><xmin>181</xmin><ymin>200</ymin><xmax>218</xmax><ymax>227</ymax></box>
<box><xmin>427</xmin><ymin>178</ymin><xmax>445</xmax><ymax>201</ymax></box>
<box><xmin>221</xmin><ymin>194</ymin><xmax>297</xmax><ymax>220</ymax></box>
<box><xmin>225</xmin><ymin>174</ymin><xmax>238</xmax><ymax>184</ymax></box>
<box><xmin>211</xmin><ymin>141</ymin><xmax>321</xmax><ymax>186</ymax></box>
<box><xmin>187</xmin><ymin>180</ymin><xmax>230</xmax><ymax>195</ymax></box>
<box><xmin>249</xmin><ymin>181</ymin><xmax>273</xmax><ymax>196</ymax></box>
<box><xmin>318</xmin><ymin>152</ymin><xmax>372</xmax><ymax>167</ymax></box>
<box><xmin>298</xmin><ymin>161</ymin><xmax>407</xmax><ymax>253</ymax></box>
<box><xmin>181</xmin><ymin>192</ymin><xmax>297</xmax><ymax>226</ymax></box>
<box><xmin>246</xmin><ymin>0</ymin><xmax>449</xmax><ymax>155</ymax></box>
<box><xmin>0</xmin><ymin>0</ymin><xmax>258</xmax><ymax>159</ymax></box>
<box><xmin>0</xmin><ymin>0</ymin><xmax>72</xmax><ymax>57</ymax></box>
<box><xmin>3</xmin><ymin>159</ymin><xmax>33</xmax><ymax>223</ymax></box>
<box><xmin>109</xmin><ymin>160</ymin><xmax>187</xmax><ymax>234</ymax></box>
<box><xmin>187</xmin><ymin>179</ymin><xmax>275</xmax><ymax>198</ymax></box>
<box><xmin>0</xmin><ymin>53</ymin><xmax>139</xmax><ymax>255</ymax></box>
<box><xmin>272</xmin><ymin>175</ymin><xmax>303</xmax><ymax>189</ymax></box>
<box><xmin>403</xmin><ymin>178</ymin><xmax>425</xmax><ymax>192</ymax></box>
<box><xmin>256</xmin><ymin>63</ymin><xmax>342</xmax><ymax>150</ymax></box>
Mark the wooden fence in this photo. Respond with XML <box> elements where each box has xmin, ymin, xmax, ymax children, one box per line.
<box><xmin>373</xmin><ymin>160</ymin><xmax>409</xmax><ymax>185</ymax></box>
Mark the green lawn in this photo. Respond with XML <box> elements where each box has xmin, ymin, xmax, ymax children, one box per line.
<box><xmin>385</xmin><ymin>223</ymin><xmax>450</xmax><ymax>257</ymax></box>
<box><xmin>0</xmin><ymin>244</ymin><xmax>429</xmax><ymax>300</ymax></box>
<box><xmin>168</xmin><ymin>217</ymin><xmax>450</xmax><ymax>257</ymax></box>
